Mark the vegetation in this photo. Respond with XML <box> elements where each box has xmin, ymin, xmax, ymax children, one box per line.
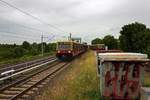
<box><xmin>119</xmin><ymin>22</ymin><xmax>150</xmax><ymax>57</ymax></box>
<box><xmin>91</xmin><ymin>35</ymin><xmax>118</xmax><ymax>49</ymax></box>
<box><xmin>91</xmin><ymin>38</ymin><xmax>103</xmax><ymax>44</ymax></box>
<box><xmin>103</xmin><ymin>35</ymin><xmax>118</xmax><ymax>49</ymax></box>
<box><xmin>91</xmin><ymin>22</ymin><xmax>150</xmax><ymax>58</ymax></box>
<box><xmin>0</xmin><ymin>41</ymin><xmax>56</xmax><ymax>65</ymax></box>
<box><xmin>37</xmin><ymin>51</ymin><xmax>100</xmax><ymax>100</ymax></box>
<box><xmin>144</xmin><ymin>72</ymin><xmax>150</xmax><ymax>87</ymax></box>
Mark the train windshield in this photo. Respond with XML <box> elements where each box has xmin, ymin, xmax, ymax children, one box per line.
<box><xmin>57</xmin><ymin>42</ymin><xmax>72</xmax><ymax>50</ymax></box>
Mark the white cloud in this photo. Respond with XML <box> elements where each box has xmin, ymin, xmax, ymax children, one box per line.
<box><xmin>0</xmin><ymin>0</ymin><xmax>150</xmax><ymax>44</ymax></box>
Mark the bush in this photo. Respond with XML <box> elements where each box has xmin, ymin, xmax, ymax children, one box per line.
<box><xmin>0</xmin><ymin>50</ymin><xmax>15</xmax><ymax>59</ymax></box>
<box><xmin>13</xmin><ymin>47</ymin><xmax>25</xmax><ymax>58</ymax></box>
<box><xmin>29</xmin><ymin>49</ymin><xmax>39</xmax><ymax>56</ymax></box>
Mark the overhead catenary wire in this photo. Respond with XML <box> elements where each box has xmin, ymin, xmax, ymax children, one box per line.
<box><xmin>0</xmin><ymin>31</ymin><xmax>40</xmax><ymax>40</ymax></box>
<box><xmin>0</xmin><ymin>31</ymin><xmax>40</xmax><ymax>38</ymax></box>
<box><xmin>0</xmin><ymin>0</ymin><xmax>68</xmax><ymax>33</ymax></box>
<box><xmin>0</xmin><ymin>15</ymin><xmax>57</xmax><ymax>41</ymax></box>
<box><xmin>0</xmin><ymin>34</ymin><xmax>40</xmax><ymax>41</ymax></box>
<box><xmin>0</xmin><ymin>30</ymin><xmax>57</xmax><ymax>43</ymax></box>
<box><xmin>0</xmin><ymin>30</ymin><xmax>40</xmax><ymax>38</ymax></box>
<box><xmin>0</xmin><ymin>17</ymin><xmax>53</xmax><ymax>35</ymax></box>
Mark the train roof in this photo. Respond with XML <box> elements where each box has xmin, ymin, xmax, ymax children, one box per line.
<box><xmin>91</xmin><ymin>44</ymin><xmax>105</xmax><ymax>46</ymax></box>
<box><xmin>98</xmin><ymin>52</ymin><xmax>149</xmax><ymax>62</ymax></box>
<box><xmin>57</xmin><ymin>41</ymin><xmax>85</xmax><ymax>44</ymax></box>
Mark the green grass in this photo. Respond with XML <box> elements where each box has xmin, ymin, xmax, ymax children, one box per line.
<box><xmin>36</xmin><ymin>50</ymin><xmax>100</xmax><ymax>100</ymax></box>
<box><xmin>35</xmin><ymin>50</ymin><xmax>150</xmax><ymax>100</ymax></box>
<box><xmin>0</xmin><ymin>52</ymin><xmax>55</xmax><ymax>66</ymax></box>
<box><xmin>144</xmin><ymin>72</ymin><xmax>150</xmax><ymax>87</ymax></box>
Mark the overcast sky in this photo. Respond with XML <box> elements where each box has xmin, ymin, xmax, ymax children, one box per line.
<box><xmin>0</xmin><ymin>0</ymin><xmax>150</xmax><ymax>44</ymax></box>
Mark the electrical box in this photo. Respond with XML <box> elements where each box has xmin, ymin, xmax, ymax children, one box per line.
<box><xmin>97</xmin><ymin>53</ymin><xmax>149</xmax><ymax>100</ymax></box>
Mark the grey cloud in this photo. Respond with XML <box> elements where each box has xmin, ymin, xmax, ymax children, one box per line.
<box><xmin>0</xmin><ymin>0</ymin><xmax>150</xmax><ymax>44</ymax></box>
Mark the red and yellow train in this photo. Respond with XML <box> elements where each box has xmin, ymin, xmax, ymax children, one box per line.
<box><xmin>89</xmin><ymin>44</ymin><xmax>105</xmax><ymax>50</ymax></box>
<box><xmin>56</xmin><ymin>41</ymin><xmax>87</xmax><ymax>60</ymax></box>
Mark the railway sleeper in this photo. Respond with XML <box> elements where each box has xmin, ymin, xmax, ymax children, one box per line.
<box><xmin>10</xmin><ymin>87</ymin><xmax>25</xmax><ymax>91</ymax></box>
<box><xmin>20</xmin><ymin>94</ymin><xmax>30</xmax><ymax>99</ymax></box>
<box><xmin>21</xmin><ymin>84</ymin><xmax>32</xmax><ymax>88</ymax></box>
<box><xmin>32</xmin><ymin>87</ymin><xmax>38</xmax><ymax>91</ymax></box>
<box><xmin>3</xmin><ymin>90</ymin><xmax>21</xmax><ymax>94</ymax></box>
<box><xmin>0</xmin><ymin>93</ymin><xmax>14</xmax><ymax>99</ymax></box>
<box><xmin>37</xmin><ymin>84</ymin><xmax>44</xmax><ymax>88</ymax></box>
<box><xmin>41</xmin><ymin>82</ymin><xmax>47</xmax><ymax>85</ymax></box>
<box><xmin>26</xmin><ymin>81</ymin><xmax>36</xmax><ymax>84</ymax></box>
<box><xmin>28</xmin><ymin>80</ymin><xmax>39</xmax><ymax>82</ymax></box>
<box><xmin>26</xmin><ymin>91</ymin><xmax>35</xmax><ymax>95</ymax></box>
<box><xmin>16</xmin><ymin>91</ymin><xmax>34</xmax><ymax>100</ymax></box>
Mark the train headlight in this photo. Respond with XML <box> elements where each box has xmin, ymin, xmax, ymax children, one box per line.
<box><xmin>57</xmin><ymin>51</ymin><xmax>60</xmax><ymax>53</ymax></box>
<box><xmin>68</xmin><ymin>51</ymin><xmax>71</xmax><ymax>53</ymax></box>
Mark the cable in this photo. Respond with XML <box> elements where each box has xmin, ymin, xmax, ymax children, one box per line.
<box><xmin>0</xmin><ymin>17</ymin><xmax>52</xmax><ymax>35</ymax></box>
<box><xmin>0</xmin><ymin>0</ymin><xmax>68</xmax><ymax>33</ymax></box>
<box><xmin>0</xmin><ymin>31</ymin><xmax>56</xmax><ymax>43</ymax></box>
<box><xmin>0</xmin><ymin>30</ymin><xmax>40</xmax><ymax>38</ymax></box>
<box><xmin>0</xmin><ymin>34</ymin><xmax>40</xmax><ymax>41</ymax></box>
<box><xmin>0</xmin><ymin>31</ymin><xmax>40</xmax><ymax>40</ymax></box>
<box><xmin>46</xmin><ymin>35</ymin><xmax>55</xmax><ymax>42</ymax></box>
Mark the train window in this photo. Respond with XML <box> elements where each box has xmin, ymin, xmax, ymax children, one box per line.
<box><xmin>58</xmin><ymin>43</ymin><xmax>72</xmax><ymax>50</ymax></box>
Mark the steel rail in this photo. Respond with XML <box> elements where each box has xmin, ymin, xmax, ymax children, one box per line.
<box><xmin>10</xmin><ymin>63</ymin><xmax>69</xmax><ymax>100</ymax></box>
<box><xmin>0</xmin><ymin>58</ymin><xmax>57</xmax><ymax>81</ymax></box>
<box><xmin>0</xmin><ymin>56</ymin><xmax>55</xmax><ymax>72</ymax></box>
<box><xmin>0</xmin><ymin>60</ymin><xmax>60</xmax><ymax>92</ymax></box>
<box><xmin>5</xmin><ymin>57</ymin><xmax>56</xmax><ymax>74</ymax></box>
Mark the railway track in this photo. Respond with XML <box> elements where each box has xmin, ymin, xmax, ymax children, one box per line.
<box><xmin>0</xmin><ymin>56</ymin><xmax>55</xmax><ymax>73</ymax></box>
<box><xmin>0</xmin><ymin>56</ymin><xmax>56</xmax><ymax>78</ymax></box>
<box><xmin>0</xmin><ymin>60</ymin><xmax>70</xmax><ymax>100</ymax></box>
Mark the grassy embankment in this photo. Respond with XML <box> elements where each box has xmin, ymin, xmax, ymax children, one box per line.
<box><xmin>144</xmin><ymin>72</ymin><xmax>150</xmax><ymax>87</ymax></box>
<box><xmin>36</xmin><ymin>50</ymin><xmax>150</xmax><ymax>100</ymax></box>
<box><xmin>0</xmin><ymin>52</ymin><xmax>55</xmax><ymax>66</ymax></box>
<box><xmin>37</xmin><ymin>50</ymin><xmax>100</xmax><ymax>100</ymax></box>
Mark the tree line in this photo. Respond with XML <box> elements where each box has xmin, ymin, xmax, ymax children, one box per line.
<box><xmin>91</xmin><ymin>35</ymin><xmax>118</xmax><ymax>50</ymax></box>
<box><xmin>0</xmin><ymin>41</ymin><xmax>56</xmax><ymax>60</ymax></box>
<box><xmin>92</xmin><ymin>22</ymin><xmax>150</xmax><ymax>57</ymax></box>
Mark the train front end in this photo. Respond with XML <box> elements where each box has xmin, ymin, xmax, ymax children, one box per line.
<box><xmin>56</xmin><ymin>41</ymin><xmax>73</xmax><ymax>61</ymax></box>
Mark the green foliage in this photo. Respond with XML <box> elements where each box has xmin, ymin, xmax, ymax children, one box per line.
<box><xmin>0</xmin><ymin>50</ymin><xmax>15</xmax><ymax>59</ymax></box>
<box><xmin>48</xmin><ymin>43</ymin><xmax>56</xmax><ymax>51</ymax></box>
<box><xmin>91</xmin><ymin>38</ymin><xmax>103</xmax><ymax>44</ymax></box>
<box><xmin>22</xmin><ymin>41</ymin><xmax>31</xmax><ymax>50</ymax></box>
<box><xmin>91</xmin><ymin>36</ymin><xmax>118</xmax><ymax>49</ymax></box>
<box><xmin>0</xmin><ymin>41</ymin><xmax>56</xmax><ymax>63</ymax></box>
<box><xmin>119</xmin><ymin>22</ymin><xmax>150</xmax><ymax>58</ymax></box>
<box><xmin>103</xmin><ymin>35</ymin><xmax>118</xmax><ymax>49</ymax></box>
<box><xmin>119</xmin><ymin>22</ymin><xmax>150</xmax><ymax>52</ymax></box>
<box><xmin>13</xmin><ymin>47</ymin><xmax>25</xmax><ymax>57</ymax></box>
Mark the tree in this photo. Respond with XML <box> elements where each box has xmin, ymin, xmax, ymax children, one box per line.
<box><xmin>91</xmin><ymin>38</ymin><xmax>103</xmax><ymax>44</ymax></box>
<box><xmin>103</xmin><ymin>35</ymin><xmax>118</xmax><ymax>49</ymax></box>
<box><xmin>48</xmin><ymin>43</ymin><xmax>56</xmax><ymax>51</ymax></box>
<box><xmin>13</xmin><ymin>47</ymin><xmax>25</xmax><ymax>57</ymax></box>
<box><xmin>0</xmin><ymin>50</ymin><xmax>15</xmax><ymax>59</ymax></box>
<box><xmin>22</xmin><ymin>41</ymin><xmax>31</xmax><ymax>50</ymax></box>
<box><xmin>30</xmin><ymin>42</ymin><xmax>39</xmax><ymax>55</ymax></box>
<box><xmin>119</xmin><ymin>22</ymin><xmax>149</xmax><ymax>52</ymax></box>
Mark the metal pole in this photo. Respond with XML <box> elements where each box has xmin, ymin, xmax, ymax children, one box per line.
<box><xmin>41</xmin><ymin>34</ymin><xmax>44</xmax><ymax>56</ymax></box>
<box><xmin>70</xmin><ymin>33</ymin><xmax>72</xmax><ymax>41</ymax></box>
